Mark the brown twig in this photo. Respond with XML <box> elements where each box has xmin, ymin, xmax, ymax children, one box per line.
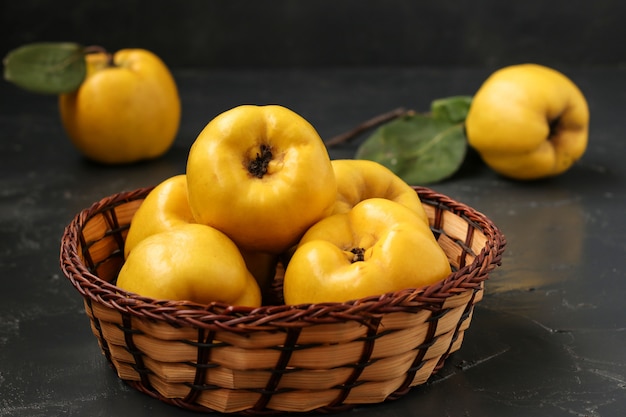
<box><xmin>324</xmin><ymin>107</ymin><xmax>413</xmax><ymax>147</ymax></box>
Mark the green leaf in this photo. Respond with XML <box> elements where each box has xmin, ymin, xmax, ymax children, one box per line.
<box><xmin>3</xmin><ymin>42</ymin><xmax>87</xmax><ymax>94</ymax></box>
<box><xmin>355</xmin><ymin>113</ymin><xmax>467</xmax><ymax>185</ymax></box>
<box><xmin>431</xmin><ymin>95</ymin><xmax>473</xmax><ymax>124</ymax></box>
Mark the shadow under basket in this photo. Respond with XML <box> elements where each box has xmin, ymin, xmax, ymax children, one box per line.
<box><xmin>60</xmin><ymin>186</ymin><xmax>505</xmax><ymax>414</ymax></box>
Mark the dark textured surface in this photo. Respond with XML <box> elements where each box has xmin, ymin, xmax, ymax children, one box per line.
<box><xmin>3</xmin><ymin>0</ymin><xmax>626</xmax><ymax>69</ymax></box>
<box><xmin>1</xmin><ymin>67</ymin><xmax>626</xmax><ymax>416</ymax></box>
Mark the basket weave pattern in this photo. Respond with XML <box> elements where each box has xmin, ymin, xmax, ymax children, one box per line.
<box><xmin>60</xmin><ymin>186</ymin><xmax>505</xmax><ymax>414</ymax></box>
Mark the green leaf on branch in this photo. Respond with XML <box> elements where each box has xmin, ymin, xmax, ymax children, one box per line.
<box><xmin>3</xmin><ymin>42</ymin><xmax>87</xmax><ymax>94</ymax></box>
<box><xmin>355</xmin><ymin>97</ymin><xmax>472</xmax><ymax>185</ymax></box>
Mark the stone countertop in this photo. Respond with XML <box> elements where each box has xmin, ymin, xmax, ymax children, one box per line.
<box><xmin>1</xmin><ymin>67</ymin><xmax>625</xmax><ymax>416</ymax></box>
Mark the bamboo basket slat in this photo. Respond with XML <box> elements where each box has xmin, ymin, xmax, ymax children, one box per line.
<box><xmin>60</xmin><ymin>186</ymin><xmax>506</xmax><ymax>414</ymax></box>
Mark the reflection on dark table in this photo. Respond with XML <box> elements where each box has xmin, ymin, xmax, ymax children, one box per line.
<box><xmin>1</xmin><ymin>67</ymin><xmax>625</xmax><ymax>417</ymax></box>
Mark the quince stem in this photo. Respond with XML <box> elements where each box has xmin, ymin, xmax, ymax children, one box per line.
<box><xmin>83</xmin><ymin>45</ymin><xmax>114</xmax><ymax>67</ymax></box>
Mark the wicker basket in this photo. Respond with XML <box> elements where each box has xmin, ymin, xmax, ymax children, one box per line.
<box><xmin>60</xmin><ymin>186</ymin><xmax>505</xmax><ymax>414</ymax></box>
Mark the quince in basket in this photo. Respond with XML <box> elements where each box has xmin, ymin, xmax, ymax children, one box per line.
<box><xmin>122</xmin><ymin>174</ymin><xmax>277</xmax><ymax>298</ymax></box>
<box><xmin>331</xmin><ymin>158</ymin><xmax>429</xmax><ymax>224</ymax></box>
<box><xmin>117</xmin><ymin>224</ymin><xmax>262</xmax><ymax>307</ymax></box>
<box><xmin>123</xmin><ymin>174</ymin><xmax>194</xmax><ymax>258</ymax></box>
<box><xmin>186</xmin><ymin>104</ymin><xmax>337</xmax><ymax>254</ymax></box>
<box><xmin>283</xmin><ymin>198</ymin><xmax>451</xmax><ymax>305</ymax></box>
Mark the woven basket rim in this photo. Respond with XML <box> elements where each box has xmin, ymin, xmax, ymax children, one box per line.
<box><xmin>59</xmin><ymin>185</ymin><xmax>506</xmax><ymax>330</ymax></box>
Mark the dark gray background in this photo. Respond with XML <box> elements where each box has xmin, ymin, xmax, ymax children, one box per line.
<box><xmin>2</xmin><ymin>0</ymin><xmax>625</xmax><ymax>69</ymax></box>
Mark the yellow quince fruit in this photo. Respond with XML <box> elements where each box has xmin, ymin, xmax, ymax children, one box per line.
<box><xmin>465</xmin><ymin>64</ymin><xmax>589</xmax><ymax>180</ymax></box>
<box><xmin>123</xmin><ymin>174</ymin><xmax>194</xmax><ymax>258</ymax></box>
<box><xmin>117</xmin><ymin>224</ymin><xmax>262</xmax><ymax>307</ymax></box>
<box><xmin>59</xmin><ymin>48</ymin><xmax>181</xmax><ymax>164</ymax></box>
<box><xmin>186</xmin><ymin>105</ymin><xmax>337</xmax><ymax>254</ymax></box>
